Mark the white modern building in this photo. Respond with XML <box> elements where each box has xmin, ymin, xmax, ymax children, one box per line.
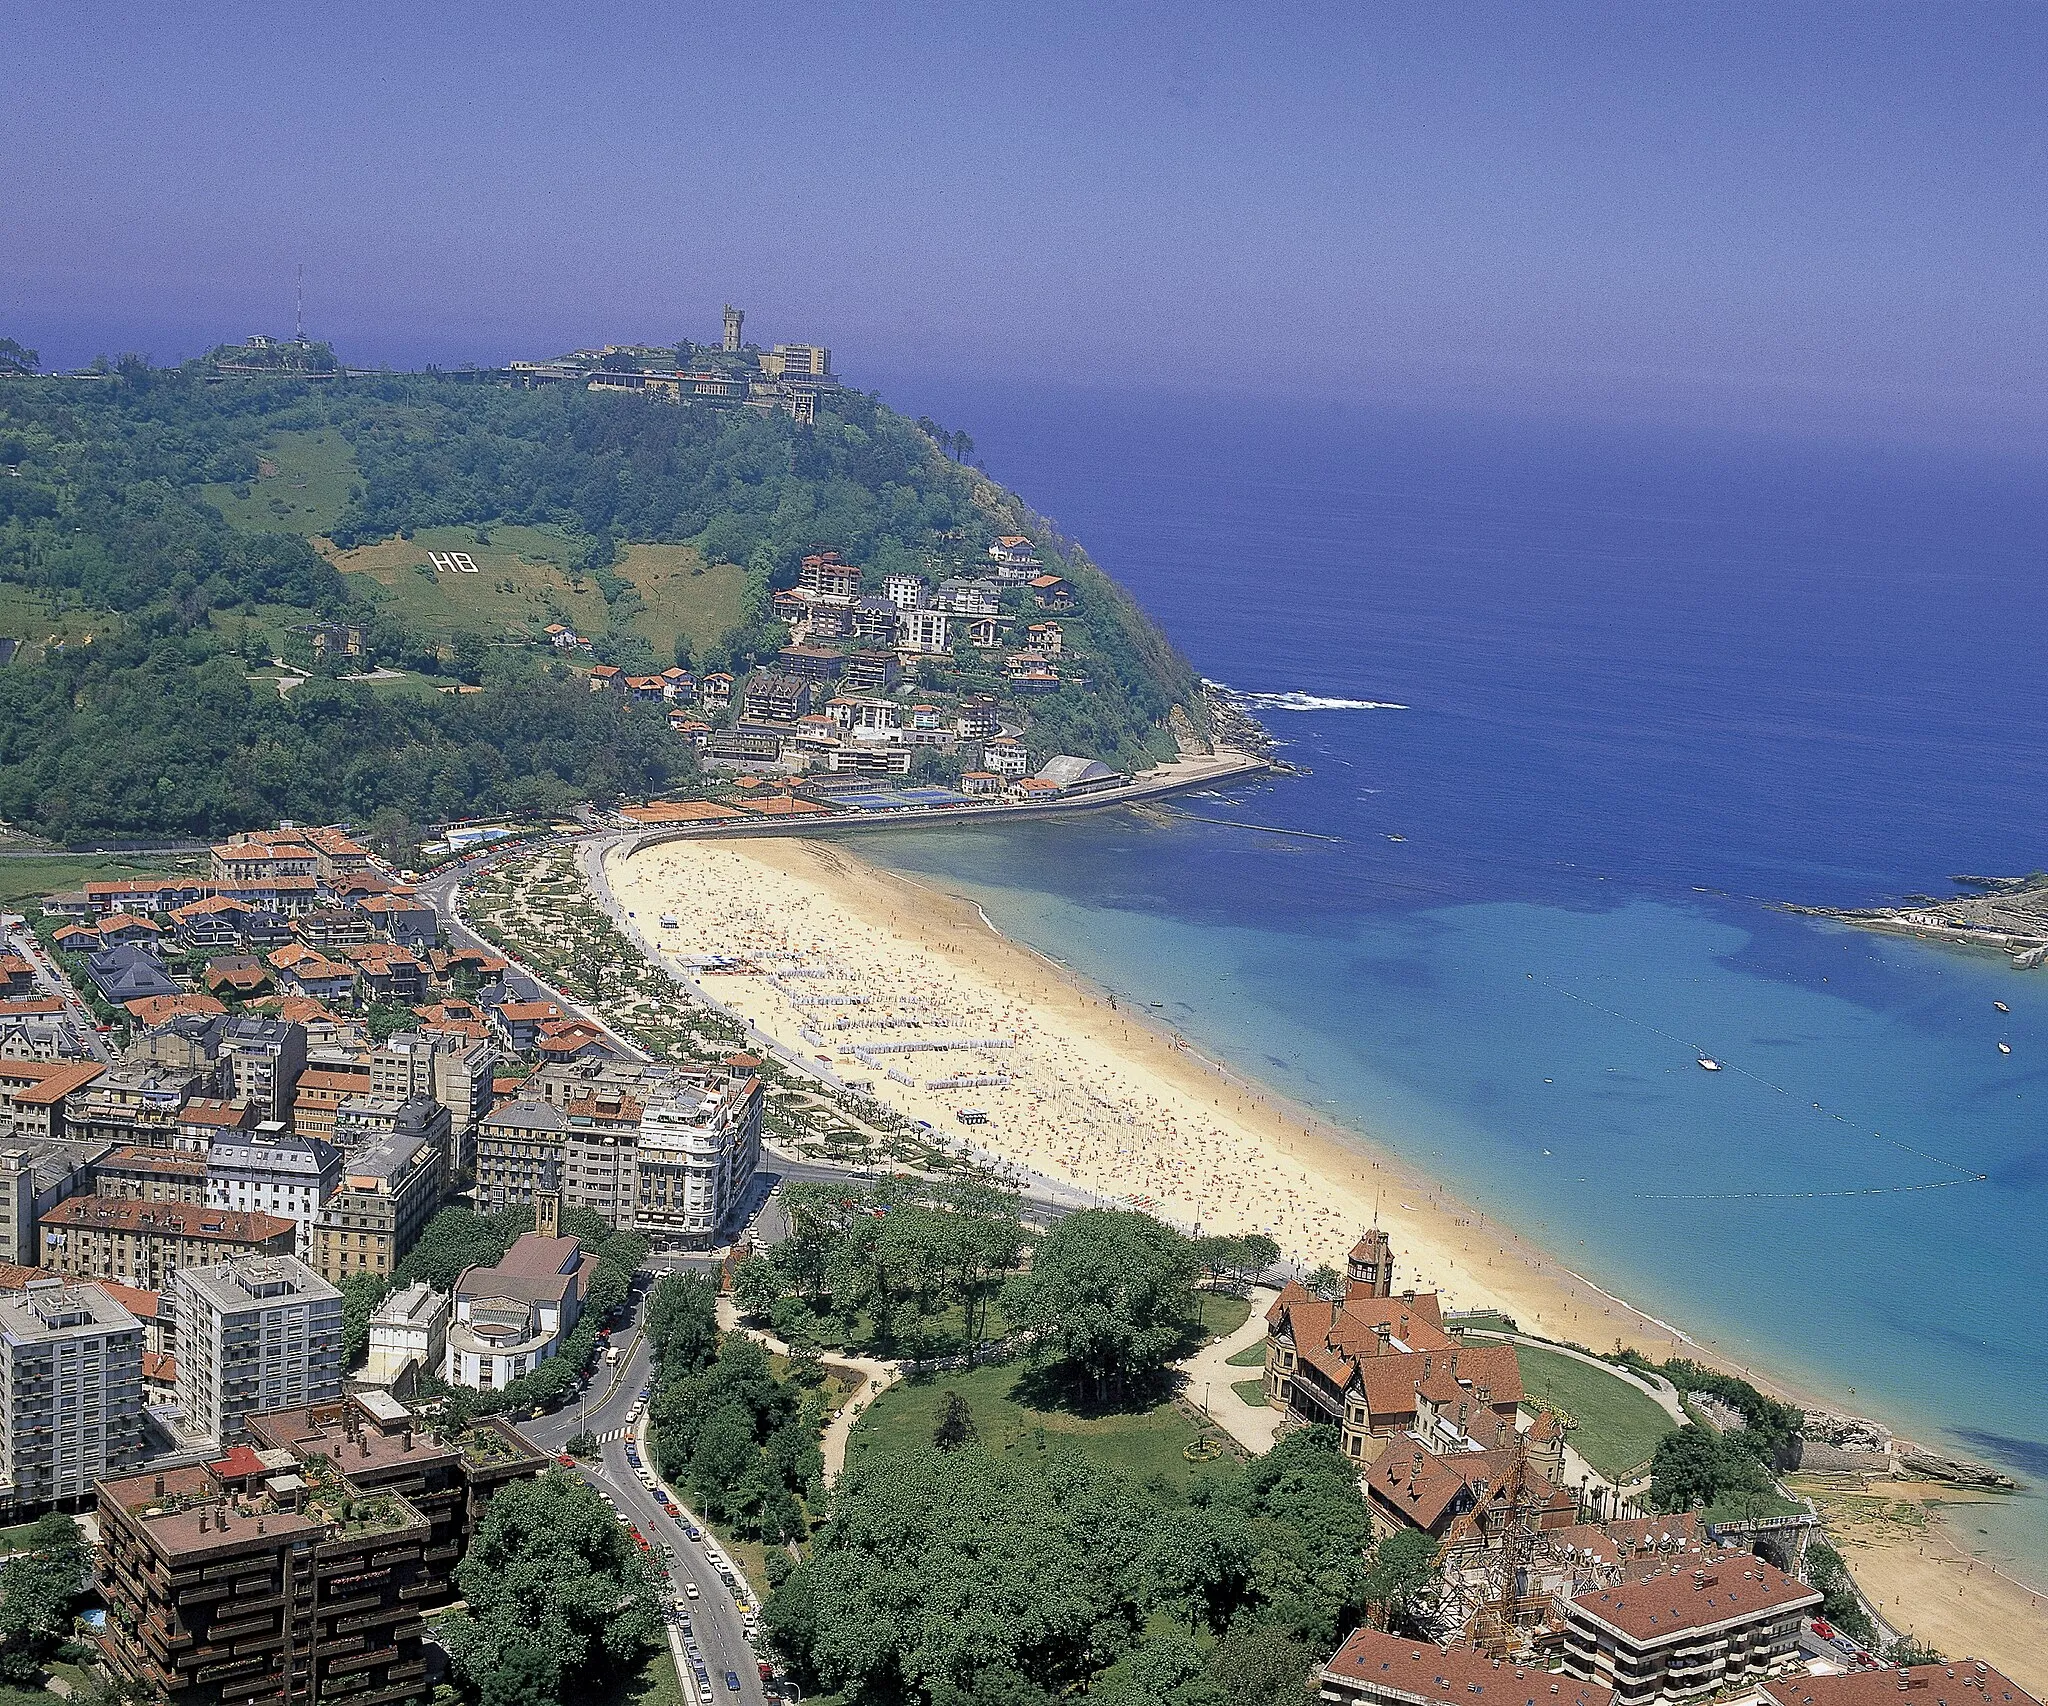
<box><xmin>364</xmin><ymin>1280</ymin><xmax>449</xmax><ymax>1387</ymax></box>
<box><xmin>0</xmin><ymin>1279</ymin><xmax>144</xmax><ymax>1506</ymax></box>
<box><xmin>173</xmin><ymin>1256</ymin><xmax>343</xmax><ymax>1448</ymax></box>
<box><xmin>632</xmin><ymin>1071</ymin><xmax>763</xmax><ymax>1247</ymax></box>
<box><xmin>205</xmin><ymin>1127</ymin><xmax>341</xmax><ymax>1259</ymax></box>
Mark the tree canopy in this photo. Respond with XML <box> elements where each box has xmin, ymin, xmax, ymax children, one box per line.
<box><xmin>442</xmin><ymin>1471</ymin><xmax>661</xmax><ymax>1706</ymax></box>
<box><xmin>0</xmin><ymin>1514</ymin><xmax>90</xmax><ymax>1682</ymax></box>
<box><xmin>1001</xmin><ymin>1209</ymin><xmax>1204</xmax><ymax>1406</ymax></box>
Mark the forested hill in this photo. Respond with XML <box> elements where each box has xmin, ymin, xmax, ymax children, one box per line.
<box><xmin>0</xmin><ymin>366</ymin><xmax>1205</xmax><ymax>842</ymax></box>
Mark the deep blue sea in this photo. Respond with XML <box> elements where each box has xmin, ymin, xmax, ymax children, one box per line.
<box><xmin>852</xmin><ymin>383</ymin><xmax>2048</xmax><ymax>1579</ymax></box>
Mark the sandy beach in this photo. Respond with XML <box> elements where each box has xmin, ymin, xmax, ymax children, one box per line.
<box><xmin>601</xmin><ymin>832</ymin><xmax>2048</xmax><ymax>1680</ymax></box>
<box><xmin>609</xmin><ymin>835</ymin><xmax>1729</xmax><ymax>1352</ymax></box>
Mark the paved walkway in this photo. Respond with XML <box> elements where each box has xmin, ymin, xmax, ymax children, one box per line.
<box><xmin>1176</xmin><ymin>1287</ymin><xmax>1283</xmax><ymax>1455</ymax></box>
<box><xmin>715</xmin><ymin>1297</ymin><xmax>899</xmax><ymax>1486</ymax></box>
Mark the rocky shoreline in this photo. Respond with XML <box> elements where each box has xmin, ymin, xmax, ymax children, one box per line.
<box><xmin>1785</xmin><ymin>870</ymin><xmax>2048</xmax><ymax>968</ymax></box>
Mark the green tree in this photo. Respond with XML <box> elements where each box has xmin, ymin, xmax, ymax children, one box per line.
<box><xmin>449</xmin><ymin>628</ymin><xmax>488</xmax><ymax>685</ymax></box>
<box><xmin>932</xmin><ymin>1390</ymin><xmax>976</xmax><ymax>1451</ymax></box>
<box><xmin>1364</xmin><ymin>1527</ymin><xmax>1438</xmax><ymax>1632</ymax></box>
<box><xmin>1204</xmin><ymin>1624</ymin><xmax>1314</xmax><ymax>1706</ymax></box>
<box><xmin>731</xmin><ymin>1253</ymin><xmax>786</xmax><ymax>1320</ymax></box>
<box><xmin>339</xmin><ymin>1271</ymin><xmax>390</xmax><ymax>1370</ymax></box>
<box><xmin>0</xmin><ymin>1513</ymin><xmax>90</xmax><ymax>1681</ymax></box>
<box><xmin>442</xmin><ymin>1471</ymin><xmax>659</xmax><ymax>1706</ymax></box>
<box><xmin>0</xmin><ymin>337</ymin><xmax>38</xmax><ymax>376</ymax></box>
<box><xmin>1001</xmin><ymin>1209</ymin><xmax>1202</xmax><ymax>1406</ymax></box>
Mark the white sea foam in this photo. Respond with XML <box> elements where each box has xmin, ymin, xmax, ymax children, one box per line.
<box><xmin>1231</xmin><ymin>689</ymin><xmax>1410</xmax><ymax>712</ymax></box>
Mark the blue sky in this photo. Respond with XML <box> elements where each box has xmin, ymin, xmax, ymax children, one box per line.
<box><xmin>3</xmin><ymin>2</ymin><xmax>2043</xmax><ymax>445</ymax></box>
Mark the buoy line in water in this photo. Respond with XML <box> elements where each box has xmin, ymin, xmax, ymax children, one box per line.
<box><xmin>1527</xmin><ymin>973</ymin><xmax>1991</xmax><ymax>1200</ymax></box>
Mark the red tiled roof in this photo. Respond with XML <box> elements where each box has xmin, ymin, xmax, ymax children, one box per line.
<box><xmin>1570</xmin><ymin>1559</ymin><xmax>1819</xmax><ymax>1645</ymax></box>
<box><xmin>1322</xmin><ymin>1630</ymin><xmax>1613</xmax><ymax>1706</ymax></box>
<box><xmin>124</xmin><ymin>993</ymin><xmax>227</xmax><ymax>1025</ymax></box>
<box><xmin>209</xmin><ymin>1444</ymin><xmax>269</xmax><ymax>1480</ymax></box>
<box><xmin>97</xmin><ymin>1279</ymin><xmax>161</xmax><ymax>1319</ymax></box>
<box><xmin>143</xmin><ymin>1351</ymin><xmax>178</xmax><ymax>1383</ymax></box>
<box><xmin>1764</xmin><ymin>1665</ymin><xmax>2040</xmax><ymax>1706</ymax></box>
<box><xmin>0</xmin><ymin>1061</ymin><xmax>104</xmax><ymax>1105</ymax></box>
<box><xmin>41</xmin><ymin>1195</ymin><xmax>295</xmax><ymax>1244</ymax></box>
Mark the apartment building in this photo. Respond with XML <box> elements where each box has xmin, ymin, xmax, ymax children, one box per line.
<box><xmin>1562</xmin><ymin>1558</ymin><xmax>1820</xmax><ymax>1704</ymax></box>
<box><xmin>633</xmin><ymin>1069</ymin><xmax>762</xmax><ymax>1247</ymax></box>
<box><xmin>40</xmin><ymin>1196</ymin><xmax>297</xmax><ymax>1291</ymax></box>
<box><xmin>0</xmin><ymin>1279</ymin><xmax>145</xmax><ymax>1507</ymax></box>
<box><xmin>96</xmin><ymin>1392</ymin><xmax>540</xmax><ymax>1706</ymax></box>
<box><xmin>310</xmin><ymin>1129</ymin><xmax>445</xmax><ymax>1283</ymax></box>
<box><xmin>96</xmin><ymin>1146</ymin><xmax>209</xmax><ymax>1204</ymax></box>
<box><xmin>474</xmin><ymin>1097</ymin><xmax>567</xmax><ymax>1212</ymax></box>
<box><xmin>0</xmin><ymin>1140</ymin><xmax>109</xmax><ymax>1265</ymax></box>
<box><xmin>206</xmin><ymin>1129</ymin><xmax>341</xmax><ymax>1260</ymax></box>
<box><xmin>216</xmin><ymin>1017</ymin><xmax>306</xmax><ymax>1123</ymax></box>
<box><xmin>173</xmin><ymin>1256</ymin><xmax>344</xmax><ymax>1449</ymax></box>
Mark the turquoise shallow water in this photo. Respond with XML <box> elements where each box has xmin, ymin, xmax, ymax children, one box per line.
<box><xmin>846</xmin><ymin>384</ymin><xmax>2048</xmax><ymax>1581</ymax></box>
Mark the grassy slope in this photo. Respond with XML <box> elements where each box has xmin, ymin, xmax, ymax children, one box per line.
<box><xmin>200</xmin><ymin>427</ymin><xmax>358</xmax><ymax>534</ymax></box>
<box><xmin>1511</xmin><ymin>1342</ymin><xmax>1678</xmax><ymax>1479</ymax></box>
<box><xmin>0</xmin><ymin>852</ymin><xmax>205</xmax><ymax>910</ymax></box>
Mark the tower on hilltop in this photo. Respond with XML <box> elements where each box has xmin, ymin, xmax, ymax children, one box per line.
<box><xmin>1346</xmin><ymin>1225</ymin><xmax>1392</xmax><ymax>1296</ymax></box>
<box><xmin>723</xmin><ymin>304</ymin><xmax>744</xmax><ymax>352</ymax></box>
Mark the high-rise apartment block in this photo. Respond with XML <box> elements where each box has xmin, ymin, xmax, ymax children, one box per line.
<box><xmin>173</xmin><ymin>1256</ymin><xmax>343</xmax><ymax>1448</ymax></box>
<box><xmin>0</xmin><ymin>1279</ymin><xmax>144</xmax><ymax>1506</ymax></box>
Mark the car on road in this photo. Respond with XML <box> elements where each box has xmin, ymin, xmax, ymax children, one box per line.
<box><xmin>685</xmin><ymin>1583</ymin><xmax>699</xmax><ymax>1599</ymax></box>
<box><xmin>724</xmin><ymin>1674</ymin><xmax>741</xmax><ymax>1694</ymax></box>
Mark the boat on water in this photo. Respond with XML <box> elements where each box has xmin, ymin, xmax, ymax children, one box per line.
<box><xmin>1697</xmin><ymin>1055</ymin><xmax>1723</xmax><ymax>1071</ymax></box>
<box><xmin>1996</xmin><ymin>1000</ymin><xmax>2010</xmax><ymax>1013</ymax></box>
<box><xmin>1385</xmin><ymin>833</ymin><xmax>1406</xmax><ymax>842</ymax></box>
<box><xmin>1999</xmin><ymin>1041</ymin><xmax>2013</xmax><ymax>1055</ymax></box>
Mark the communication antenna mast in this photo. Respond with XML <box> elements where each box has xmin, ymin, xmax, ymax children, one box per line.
<box><xmin>295</xmin><ymin>263</ymin><xmax>305</xmax><ymax>342</ymax></box>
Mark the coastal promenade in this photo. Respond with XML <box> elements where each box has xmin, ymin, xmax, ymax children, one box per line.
<box><xmin>625</xmin><ymin>750</ymin><xmax>1269</xmax><ymax>849</ymax></box>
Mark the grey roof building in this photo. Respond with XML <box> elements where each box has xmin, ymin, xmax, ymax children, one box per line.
<box><xmin>173</xmin><ymin>1255</ymin><xmax>343</xmax><ymax>1448</ymax></box>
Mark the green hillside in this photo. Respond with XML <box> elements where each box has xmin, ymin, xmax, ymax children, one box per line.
<box><xmin>0</xmin><ymin>363</ymin><xmax>1208</xmax><ymax>840</ymax></box>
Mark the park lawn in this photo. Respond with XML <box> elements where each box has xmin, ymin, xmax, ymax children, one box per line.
<box><xmin>1231</xmin><ymin>1378</ymin><xmax>1270</xmax><ymax>1408</ymax></box>
<box><xmin>1225</xmin><ymin>1340</ymin><xmax>1267</xmax><ymax>1368</ymax></box>
<box><xmin>851</xmin><ymin>1359</ymin><xmax>1214</xmax><ymax>1492</ymax></box>
<box><xmin>1513</xmin><ymin>1344</ymin><xmax>1677</xmax><ymax>1481</ymax></box>
<box><xmin>1194</xmin><ymin>1291</ymin><xmax>1252</xmax><ymax>1343</ymax></box>
<box><xmin>200</xmin><ymin>427</ymin><xmax>359</xmax><ymax>534</ymax></box>
<box><xmin>0</xmin><ymin>852</ymin><xmax>204</xmax><ymax>910</ymax></box>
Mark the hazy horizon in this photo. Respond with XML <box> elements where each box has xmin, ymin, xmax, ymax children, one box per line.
<box><xmin>5</xmin><ymin>2</ymin><xmax>2044</xmax><ymax>454</ymax></box>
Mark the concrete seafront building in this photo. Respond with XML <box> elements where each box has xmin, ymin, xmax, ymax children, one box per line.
<box><xmin>364</xmin><ymin>1281</ymin><xmax>449</xmax><ymax>1388</ymax></box>
<box><xmin>0</xmin><ymin>1278</ymin><xmax>145</xmax><ymax>1508</ymax></box>
<box><xmin>1560</xmin><ymin>1558</ymin><xmax>1819</xmax><ymax>1705</ymax></box>
<box><xmin>633</xmin><ymin>1070</ymin><xmax>762</xmax><ymax>1246</ymax></box>
<box><xmin>173</xmin><ymin>1256</ymin><xmax>344</xmax><ymax>1449</ymax></box>
<box><xmin>95</xmin><ymin>1391</ymin><xmax>545</xmax><ymax>1706</ymax></box>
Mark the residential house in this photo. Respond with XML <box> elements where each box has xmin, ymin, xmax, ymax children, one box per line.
<box><xmin>797</xmin><ymin>550</ymin><xmax>860</xmax><ymax>598</ymax></box>
<box><xmin>988</xmin><ymin>534</ymin><xmax>1040</xmax><ymax>572</ymax></box>
<box><xmin>850</xmin><ymin>597</ymin><xmax>897</xmax><ymax>644</ymax></box>
<box><xmin>883</xmin><ymin>573</ymin><xmax>925</xmax><ymax>611</ymax></box>
<box><xmin>0</xmin><ymin>1060</ymin><xmax>103</xmax><ymax>1141</ymax></box>
<box><xmin>87</xmin><ymin>944</ymin><xmax>180</xmax><ymax>1007</ymax></box>
<box><xmin>981</xmin><ymin>736</ymin><xmax>1031</xmax><ymax>777</ymax></box>
<box><xmin>1028</xmin><ymin>573</ymin><xmax>1074</xmax><ymax>610</ymax></box>
<box><xmin>202</xmin><ymin>954</ymin><xmax>272</xmax><ymax>998</ymax></box>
